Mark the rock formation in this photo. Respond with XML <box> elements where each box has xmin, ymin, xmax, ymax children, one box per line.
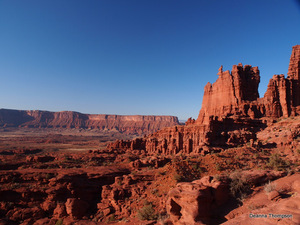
<box><xmin>196</xmin><ymin>63</ymin><xmax>260</xmax><ymax>125</ymax></box>
<box><xmin>109</xmin><ymin>45</ymin><xmax>300</xmax><ymax>154</ymax></box>
<box><xmin>166</xmin><ymin>170</ymin><xmax>290</xmax><ymax>225</ymax></box>
<box><xmin>166</xmin><ymin>176</ymin><xmax>230</xmax><ymax>225</ymax></box>
<box><xmin>0</xmin><ymin>109</ymin><xmax>179</xmax><ymax>135</ymax></box>
<box><xmin>263</xmin><ymin>45</ymin><xmax>300</xmax><ymax>118</ymax></box>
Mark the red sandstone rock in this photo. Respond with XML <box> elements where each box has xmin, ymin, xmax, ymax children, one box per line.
<box><xmin>53</xmin><ymin>203</ymin><xmax>67</xmax><ymax>218</ymax></box>
<box><xmin>26</xmin><ymin>155</ymin><xmax>55</xmax><ymax>163</ymax></box>
<box><xmin>166</xmin><ymin>176</ymin><xmax>229</xmax><ymax>225</ymax></box>
<box><xmin>109</xmin><ymin>45</ymin><xmax>300</xmax><ymax>154</ymax></box>
<box><xmin>267</xmin><ymin>190</ymin><xmax>280</xmax><ymax>201</ymax></box>
<box><xmin>197</xmin><ymin>46</ymin><xmax>300</xmax><ymax>123</ymax></box>
<box><xmin>120</xmin><ymin>116</ymin><xmax>260</xmax><ymax>154</ymax></box>
<box><xmin>196</xmin><ymin>64</ymin><xmax>260</xmax><ymax>125</ymax></box>
<box><xmin>0</xmin><ymin>109</ymin><xmax>180</xmax><ymax>135</ymax></box>
<box><xmin>7</xmin><ymin>207</ymin><xmax>45</xmax><ymax>222</ymax></box>
<box><xmin>32</xmin><ymin>218</ymin><xmax>57</xmax><ymax>225</ymax></box>
<box><xmin>223</xmin><ymin>173</ymin><xmax>300</xmax><ymax>225</ymax></box>
<box><xmin>65</xmin><ymin>198</ymin><xmax>89</xmax><ymax>219</ymax></box>
<box><xmin>185</xmin><ymin>117</ymin><xmax>195</xmax><ymax>125</ymax></box>
<box><xmin>107</xmin><ymin>138</ymin><xmax>146</xmax><ymax>150</ymax></box>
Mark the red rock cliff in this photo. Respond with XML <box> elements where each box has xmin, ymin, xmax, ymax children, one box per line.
<box><xmin>111</xmin><ymin>45</ymin><xmax>300</xmax><ymax>154</ymax></box>
<box><xmin>197</xmin><ymin>45</ymin><xmax>300</xmax><ymax>123</ymax></box>
<box><xmin>263</xmin><ymin>45</ymin><xmax>300</xmax><ymax>117</ymax></box>
<box><xmin>0</xmin><ymin>109</ymin><xmax>180</xmax><ymax>135</ymax></box>
<box><xmin>196</xmin><ymin>64</ymin><xmax>260</xmax><ymax>124</ymax></box>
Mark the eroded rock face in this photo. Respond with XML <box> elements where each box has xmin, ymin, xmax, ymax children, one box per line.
<box><xmin>114</xmin><ymin>116</ymin><xmax>263</xmax><ymax>154</ymax></box>
<box><xmin>65</xmin><ymin>198</ymin><xmax>89</xmax><ymax>219</ymax></box>
<box><xmin>145</xmin><ymin>117</ymin><xmax>263</xmax><ymax>154</ymax></box>
<box><xmin>109</xmin><ymin>45</ymin><xmax>300</xmax><ymax>154</ymax></box>
<box><xmin>263</xmin><ymin>45</ymin><xmax>300</xmax><ymax>117</ymax></box>
<box><xmin>223</xmin><ymin>173</ymin><xmax>300</xmax><ymax>225</ymax></box>
<box><xmin>288</xmin><ymin>45</ymin><xmax>300</xmax><ymax>80</ymax></box>
<box><xmin>166</xmin><ymin>170</ymin><xmax>288</xmax><ymax>225</ymax></box>
<box><xmin>0</xmin><ymin>109</ymin><xmax>180</xmax><ymax>135</ymax></box>
<box><xmin>196</xmin><ymin>64</ymin><xmax>260</xmax><ymax>125</ymax></box>
<box><xmin>166</xmin><ymin>176</ymin><xmax>229</xmax><ymax>225</ymax></box>
<box><xmin>107</xmin><ymin>138</ymin><xmax>146</xmax><ymax>150</ymax></box>
<box><xmin>197</xmin><ymin>45</ymin><xmax>300</xmax><ymax>123</ymax></box>
<box><xmin>288</xmin><ymin>45</ymin><xmax>300</xmax><ymax>110</ymax></box>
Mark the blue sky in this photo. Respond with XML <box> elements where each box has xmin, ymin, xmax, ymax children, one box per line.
<box><xmin>0</xmin><ymin>0</ymin><xmax>300</xmax><ymax>120</ymax></box>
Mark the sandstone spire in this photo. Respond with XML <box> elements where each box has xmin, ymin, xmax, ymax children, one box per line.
<box><xmin>108</xmin><ymin>45</ymin><xmax>300</xmax><ymax>155</ymax></box>
<box><xmin>196</xmin><ymin>64</ymin><xmax>260</xmax><ymax>124</ymax></box>
<box><xmin>287</xmin><ymin>45</ymin><xmax>300</xmax><ymax>80</ymax></box>
<box><xmin>288</xmin><ymin>45</ymin><xmax>300</xmax><ymax>108</ymax></box>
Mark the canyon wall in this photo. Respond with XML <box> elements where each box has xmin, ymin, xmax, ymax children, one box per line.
<box><xmin>0</xmin><ymin>109</ymin><xmax>180</xmax><ymax>135</ymax></box>
<box><xmin>111</xmin><ymin>45</ymin><xmax>300</xmax><ymax>154</ymax></box>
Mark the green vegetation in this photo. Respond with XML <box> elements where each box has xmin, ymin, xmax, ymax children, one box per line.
<box><xmin>173</xmin><ymin>173</ymin><xmax>184</xmax><ymax>182</ymax></box>
<box><xmin>55</xmin><ymin>219</ymin><xmax>64</xmax><ymax>225</ymax></box>
<box><xmin>172</xmin><ymin>157</ymin><xmax>203</xmax><ymax>182</ymax></box>
<box><xmin>215</xmin><ymin>163</ymin><xmax>222</xmax><ymax>171</ymax></box>
<box><xmin>267</xmin><ymin>153</ymin><xmax>289</xmax><ymax>171</ymax></box>
<box><xmin>106</xmin><ymin>213</ymin><xmax>116</xmax><ymax>222</ymax></box>
<box><xmin>230</xmin><ymin>172</ymin><xmax>251</xmax><ymax>201</ymax></box>
<box><xmin>137</xmin><ymin>203</ymin><xmax>158</xmax><ymax>221</ymax></box>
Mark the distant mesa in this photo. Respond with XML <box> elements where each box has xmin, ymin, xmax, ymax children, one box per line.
<box><xmin>109</xmin><ymin>45</ymin><xmax>300</xmax><ymax>154</ymax></box>
<box><xmin>0</xmin><ymin>109</ymin><xmax>180</xmax><ymax>135</ymax></box>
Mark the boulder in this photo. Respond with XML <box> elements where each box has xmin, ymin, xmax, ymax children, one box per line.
<box><xmin>166</xmin><ymin>176</ymin><xmax>229</xmax><ymax>225</ymax></box>
<box><xmin>65</xmin><ymin>198</ymin><xmax>89</xmax><ymax>219</ymax></box>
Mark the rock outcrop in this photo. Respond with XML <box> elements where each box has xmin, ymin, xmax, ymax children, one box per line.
<box><xmin>196</xmin><ymin>64</ymin><xmax>260</xmax><ymax>125</ymax></box>
<box><xmin>0</xmin><ymin>109</ymin><xmax>180</xmax><ymax>135</ymax></box>
<box><xmin>263</xmin><ymin>45</ymin><xmax>300</xmax><ymax>117</ymax></box>
<box><xmin>166</xmin><ymin>170</ymin><xmax>290</xmax><ymax>225</ymax></box>
<box><xmin>197</xmin><ymin>45</ymin><xmax>300</xmax><ymax>123</ymax></box>
<box><xmin>109</xmin><ymin>45</ymin><xmax>300</xmax><ymax>153</ymax></box>
<box><xmin>166</xmin><ymin>176</ymin><xmax>230</xmax><ymax>225</ymax></box>
<box><xmin>144</xmin><ymin>117</ymin><xmax>262</xmax><ymax>154</ymax></box>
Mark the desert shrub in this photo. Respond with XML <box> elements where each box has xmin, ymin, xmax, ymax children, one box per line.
<box><xmin>158</xmin><ymin>171</ymin><xmax>166</xmax><ymax>176</ymax></box>
<box><xmin>190</xmin><ymin>163</ymin><xmax>203</xmax><ymax>173</ymax></box>
<box><xmin>191</xmin><ymin>164</ymin><xmax>198</xmax><ymax>170</ymax></box>
<box><xmin>215</xmin><ymin>163</ymin><xmax>222</xmax><ymax>171</ymax></box>
<box><xmin>172</xmin><ymin>158</ymin><xmax>202</xmax><ymax>182</ymax></box>
<box><xmin>55</xmin><ymin>219</ymin><xmax>64</xmax><ymax>225</ymax></box>
<box><xmin>173</xmin><ymin>174</ymin><xmax>184</xmax><ymax>182</ymax></box>
<box><xmin>230</xmin><ymin>172</ymin><xmax>251</xmax><ymax>200</ymax></box>
<box><xmin>264</xmin><ymin>181</ymin><xmax>276</xmax><ymax>193</ymax></box>
<box><xmin>107</xmin><ymin>213</ymin><xmax>116</xmax><ymax>222</ymax></box>
<box><xmin>267</xmin><ymin>153</ymin><xmax>288</xmax><ymax>170</ymax></box>
<box><xmin>137</xmin><ymin>203</ymin><xmax>158</xmax><ymax>221</ymax></box>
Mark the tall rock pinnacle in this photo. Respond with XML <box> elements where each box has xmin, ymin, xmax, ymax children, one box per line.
<box><xmin>287</xmin><ymin>45</ymin><xmax>300</xmax><ymax>80</ymax></box>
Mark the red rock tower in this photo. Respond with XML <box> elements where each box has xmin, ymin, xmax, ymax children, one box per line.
<box><xmin>288</xmin><ymin>45</ymin><xmax>300</xmax><ymax>108</ymax></box>
<box><xmin>287</xmin><ymin>45</ymin><xmax>300</xmax><ymax>80</ymax></box>
<box><xmin>196</xmin><ymin>64</ymin><xmax>260</xmax><ymax>124</ymax></box>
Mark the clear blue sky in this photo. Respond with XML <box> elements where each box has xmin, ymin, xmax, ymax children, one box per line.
<box><xmin>1</xmin><ymin>0</ymin><xmax>300</xmax><ymax>120</ymax></box>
